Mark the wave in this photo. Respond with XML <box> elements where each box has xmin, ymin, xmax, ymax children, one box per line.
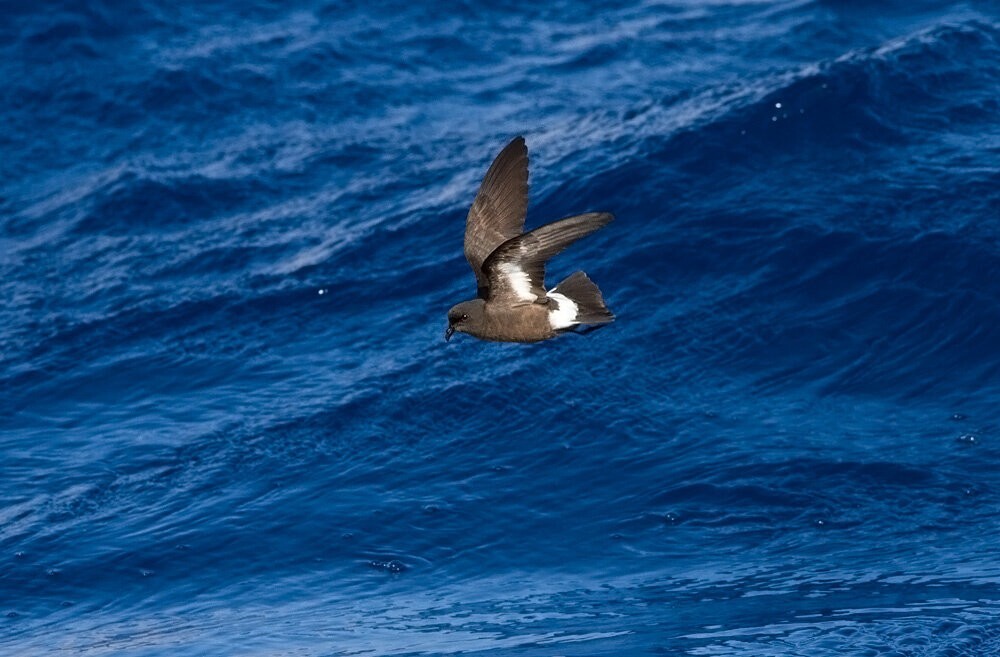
<box><xmin>3</xmin><ymin>3</ymin><xmax>1000</xmax><ymax>653</ymax></box>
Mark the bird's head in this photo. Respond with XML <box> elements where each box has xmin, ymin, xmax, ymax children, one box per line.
<box><xmin>446</xmin><ymin>299</ymin><xmax>485</xmax><ymax>341</ymax></box>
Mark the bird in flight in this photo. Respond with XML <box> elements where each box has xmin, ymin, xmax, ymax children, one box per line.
<box><xmin>446</xmin><ymin>136</ymin><xmax>615</xmax><ymax>343</ymax></box>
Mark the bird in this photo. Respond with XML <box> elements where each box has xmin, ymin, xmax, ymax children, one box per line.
<box><xmin>446</xmin><ymin>136</ymin><xmax>615</xmax><ymax>343</ymax></box>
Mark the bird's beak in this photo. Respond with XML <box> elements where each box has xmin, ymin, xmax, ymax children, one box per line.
<box><xmin>445</xmin><ymin>326</ymin><xmax>455</xmax><ymax>342</ymax></box>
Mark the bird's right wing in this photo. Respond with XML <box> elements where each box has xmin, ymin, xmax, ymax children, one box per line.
<box><xmin>482</xmin><ymin>212</ymin><xmax>613</xmax><ymax>304</ymax></box>
<box><xmin>464</xmin><ymin>136</ymin><xmax>529</xmax><ymax>297</ymax></box>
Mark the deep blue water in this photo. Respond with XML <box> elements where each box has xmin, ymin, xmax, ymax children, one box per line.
<box><xmin>3</xmin><ymin>0</ymin><xmax>1000</xmax><ymax>654</ymax></box>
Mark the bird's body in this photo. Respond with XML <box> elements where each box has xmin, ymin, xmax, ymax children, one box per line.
<box><xmin>446</xmin><ymin>137</ymin><xmax>615</xmax><ymax>343</ymax></box>
<box><xmin>449</xmin><ymin>298</ymin><xmax>553</xmax><ymax>343</ymax></box>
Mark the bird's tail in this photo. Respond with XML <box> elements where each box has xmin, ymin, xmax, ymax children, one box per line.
<box><xmin>550</xmin><ymin>271</ymin><xmax>615</xmax><ymax>326</ymax></box>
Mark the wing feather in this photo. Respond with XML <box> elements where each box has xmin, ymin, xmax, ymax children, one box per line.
<box><xmin>482</xmin><ymin>212</ymin><xmax>613</xmax><ymax>304</ymax></box>
<box><xmin>464</xmin><ymin>136</ymin><xmax>529</xmax><ymax>296</ymax></box>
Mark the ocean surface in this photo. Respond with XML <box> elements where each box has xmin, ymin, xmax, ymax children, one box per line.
<box><xmin>3</xmin><ymin>1</ymin><xmax>1000</xmax><ymax>655</ymax></box>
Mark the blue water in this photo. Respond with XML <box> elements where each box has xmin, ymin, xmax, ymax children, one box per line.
<box><xmin>3</xmin><ymin>0</ymin><xmax>1000</xmax><ymax>654</ymax></box>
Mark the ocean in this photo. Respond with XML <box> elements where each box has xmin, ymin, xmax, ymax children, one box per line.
<box><xmin>2</xmin><ymin>1</ymin><xmax>1000</xmax><ymax>655</ymax></box>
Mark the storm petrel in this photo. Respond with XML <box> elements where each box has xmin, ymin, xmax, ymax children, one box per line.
<box><xmin>446</xmin><ymin>136</ymin><xmax>615</xmax><ymax>343</ymax></box>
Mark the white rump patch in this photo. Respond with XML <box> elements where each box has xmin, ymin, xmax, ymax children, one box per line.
<box><xmin>498</xmin><ymin>262</ymin><xmax>536</xmax><ymax>301</ymax></box>
<box><xmin>547</xmin><ymin>292</ymin><xmax>579</xmax><ymax>329</ymax></box>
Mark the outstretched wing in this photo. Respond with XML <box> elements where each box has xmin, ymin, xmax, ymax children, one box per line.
<box><xmin>482</xmin><ymin>212</ymin><xmax>613</xmax><ymax>304</ymax></box>
<box><xmin>464</xmin><ymin>136</ymin><xmax>529</xmax><ymax>297</ymax></box>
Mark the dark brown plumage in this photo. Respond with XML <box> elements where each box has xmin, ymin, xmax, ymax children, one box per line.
<box><xmin>446</xmin><ymin>137</ymin><xmax>615</xmax><ymax>343</ymax></box>
<box><xmin>464</xmin><ymin>136</ymin><xmax>529</xmax><ymax>298</ymax></box>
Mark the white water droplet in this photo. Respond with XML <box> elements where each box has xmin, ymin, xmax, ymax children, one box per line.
<box><xmin>318</xmin><ymin>288</ymin><xmax>327</xmax><ymax>296</ymax></box>
<box><xmin>775</xmin><ymin>102</ymin><xmax>782</xmax><ymax>109</ymax></box>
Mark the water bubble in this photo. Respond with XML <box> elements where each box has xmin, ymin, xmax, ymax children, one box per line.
<box><xmin>775</xmin><ymin>102</ymin><xmax>782</xmax><ymax>109</ymax></box>
<box><xmin>318</xmin><ymin>288</ymin><xmax>328</xmax><ymax>296</ymax></box>
<box><xmin>369</xmin><ymin>559</ymin><xmax>406</xmax><ymax>574</ymax></box>
<box><xmin>771</xmin><ymin>116</ymin><xmax>777</xmax><ymax>122</ymax></box>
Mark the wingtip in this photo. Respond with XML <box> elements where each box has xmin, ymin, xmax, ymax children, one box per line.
<box><xmin>494</xmin><ymin>135</ymin><xmax>527</xmax><ymax>163</ymax></box>
<box><xmin>588</xmin><ymin>211</ymin><xmax>614</xmax><ymax>228</ymax></box>
<box><xmin>505</xmin><ymin>135</ymin><xmax>526</xmax><ymax>153</ymax></box>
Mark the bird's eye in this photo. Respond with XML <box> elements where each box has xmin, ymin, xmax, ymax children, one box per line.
<box><xmin>461</xmin><ymin>314</ymin><xmax>469</xmax><ymax>321</ymax></box>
